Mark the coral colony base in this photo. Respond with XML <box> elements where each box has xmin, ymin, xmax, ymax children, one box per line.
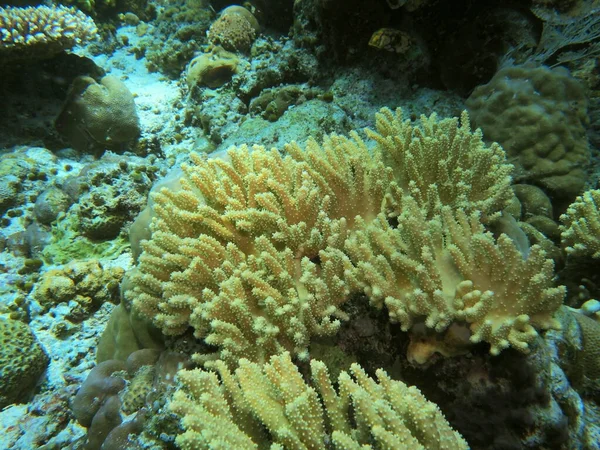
<box><xmin>1</xmin><ymin>1</ymin><xmax>600</xmax><ymax>449</ymax></box>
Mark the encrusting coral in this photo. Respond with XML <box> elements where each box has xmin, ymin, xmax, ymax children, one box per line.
<box><xmin>127</xmin><ymin>108</ymin><xmax>564</xmax><ymax>367</ymax></box>
<box><xmin>170</xmin><ymin>351</ymin><xmax>469</xmax><ymax>449</ymax></box>
<box><xmin>0</xmin><ymin>4</ymin><xmax>97</xmax><ymax>60</ymax></box>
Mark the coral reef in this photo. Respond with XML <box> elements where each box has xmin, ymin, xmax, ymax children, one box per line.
<box><xmin>131</xmin><ymin>0</ymin><xmax>213</xmax><ymax>78</ymax></box>
<box><xmin>3</xmin><ymin>1</ymin><xmax>600</xmax><ymax>449</ymax></box>
<box><xmin>38</xmin><ymin>155</ymin><xmax>158</xmax><ymax>264</ymax></box>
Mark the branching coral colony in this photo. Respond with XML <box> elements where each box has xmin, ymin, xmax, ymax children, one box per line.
<box><xmin>118</xmin><ymin>108</ymin><xmax>565</xmax><ymax>447</ymax></box>
<box><xmin>126</xmin><ymin>107</ymin><xmax>564</xmax><ymax>364</ymax></box>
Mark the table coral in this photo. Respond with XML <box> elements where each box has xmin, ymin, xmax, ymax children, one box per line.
<box><xmin>0</xmin><ymin>5</ymin><xmax>97</xmax><ymax>61</ymax></box>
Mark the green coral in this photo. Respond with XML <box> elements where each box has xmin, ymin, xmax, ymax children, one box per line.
<box><xmin>41</xmin><ymin>213</ymin><xmax>129</xmax><ymax>265</ymax></box>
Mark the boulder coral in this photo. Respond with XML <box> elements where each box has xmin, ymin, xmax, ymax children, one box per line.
<box><xmin>0</xmin><ymin>317</ymin><xmax>49</xmax><ymax>408</ymax></box>
<box><xmin>207</xmin><ymin>5</ymin><xmax>259</xmax><ymax>53</ymax></box>
<box><xmin>466</xmin><ymin>65</ymin><xmax>589</xmax><ymax>200</ymax></box>
<box><xmin>55</xmin><ymin>75</ymin><xmax>141</xmax><ymax>154</ymax></box>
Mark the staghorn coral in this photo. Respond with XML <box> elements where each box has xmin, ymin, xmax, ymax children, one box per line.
<box><xmin>170</xmin><ymin>351</ymin><xmax>469</xmax><ymax>449</ymax></box>
<box><xmin>127</xmin><ymin>108</ymin><xmax>562</xmax><ymax>366</ymax></box>
<box><xmin>0</xmin><ymin>5</ymin><xmax>97</xmax><ymax>60</ymax></box>
<box><xmin>560</xmin><ymin>189</ymin><xmax>600</xmax><ymax>258</ymax></box>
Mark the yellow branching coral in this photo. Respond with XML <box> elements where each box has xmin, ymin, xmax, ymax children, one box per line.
<box><xmin>560</xmin><ymin>189</ymin><xmax>600</xmax><ymax>258</ymax></box>
<box><xmin>346</xmin><ymin>196</ymin><xmax>564</xmax><ymax>355</ymax></box>
<box><xmin>170</xmin><ymin>352</ymin><xmax>469</xmax><ymax>449</ymax></box>
<box><xmin>367</xmin><ymin>108</ymin><xmax>514</xmax><ymax>220</ymax></box>
<box><xmin>128</xmin><ymin>108</ymin><xmax>562</xmax><ymax>364</ymax></box>
<box><xmin>0</xmin><ymin>5</ymin><xmax>97</xmax><ymax>60</ymax></box>
<box><xmin>129</xmin><ymin>136</ymin><xmax>390</xmax><ymax>365</ymax></box>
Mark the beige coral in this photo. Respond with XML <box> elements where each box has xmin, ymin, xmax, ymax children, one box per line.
<box><xmin>207</xmin><ymin>6</ymin><xmax>258</xmax><ymax>53</ymax></box>
<box><xmin>128</xmin><ymin>108</ymin><xmax>562</xmax><ymax>364</ymax></box>
<box><xmin>346</xmin><ymin>197</ymin><xmax>564</xmax><ymax>355</ymax></box>
<box><xmin>129</xmin><ymin>136</ymin><xmax>389</xmax><ymax>365</ymax></box>
<box><xmin>560</xmin><ymin>189</ymin><xmax>600</xmax><ymax>258</ymax></box>
<box><xmin>170</xmin><ymin>351</ymin><xmax>469</xmax><ymax>449</ymax></box>
<box><xmin>367</xmin><ymin>108</ymin><xmax>514</xmax><ymax>221</ymax></box>
<box><xmin>33</xmin><ymin>260</ymin><xmax>123</xmax><ymax>312</ymax></box>
<box><xmin>0</xmin><ymin>5</ymin><xmax>97</xmax><ymax>60</ymax></box>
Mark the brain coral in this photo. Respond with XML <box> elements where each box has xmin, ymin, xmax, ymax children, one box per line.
<box><xmin>126</xmin><ymin>108</ymin><xmax>562</xmax><ymax>366</ymax></box>
<box><xmin>0</xmin><ymin>317</ymin><xmax>49</xmax><ymax>408</ymax></box>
